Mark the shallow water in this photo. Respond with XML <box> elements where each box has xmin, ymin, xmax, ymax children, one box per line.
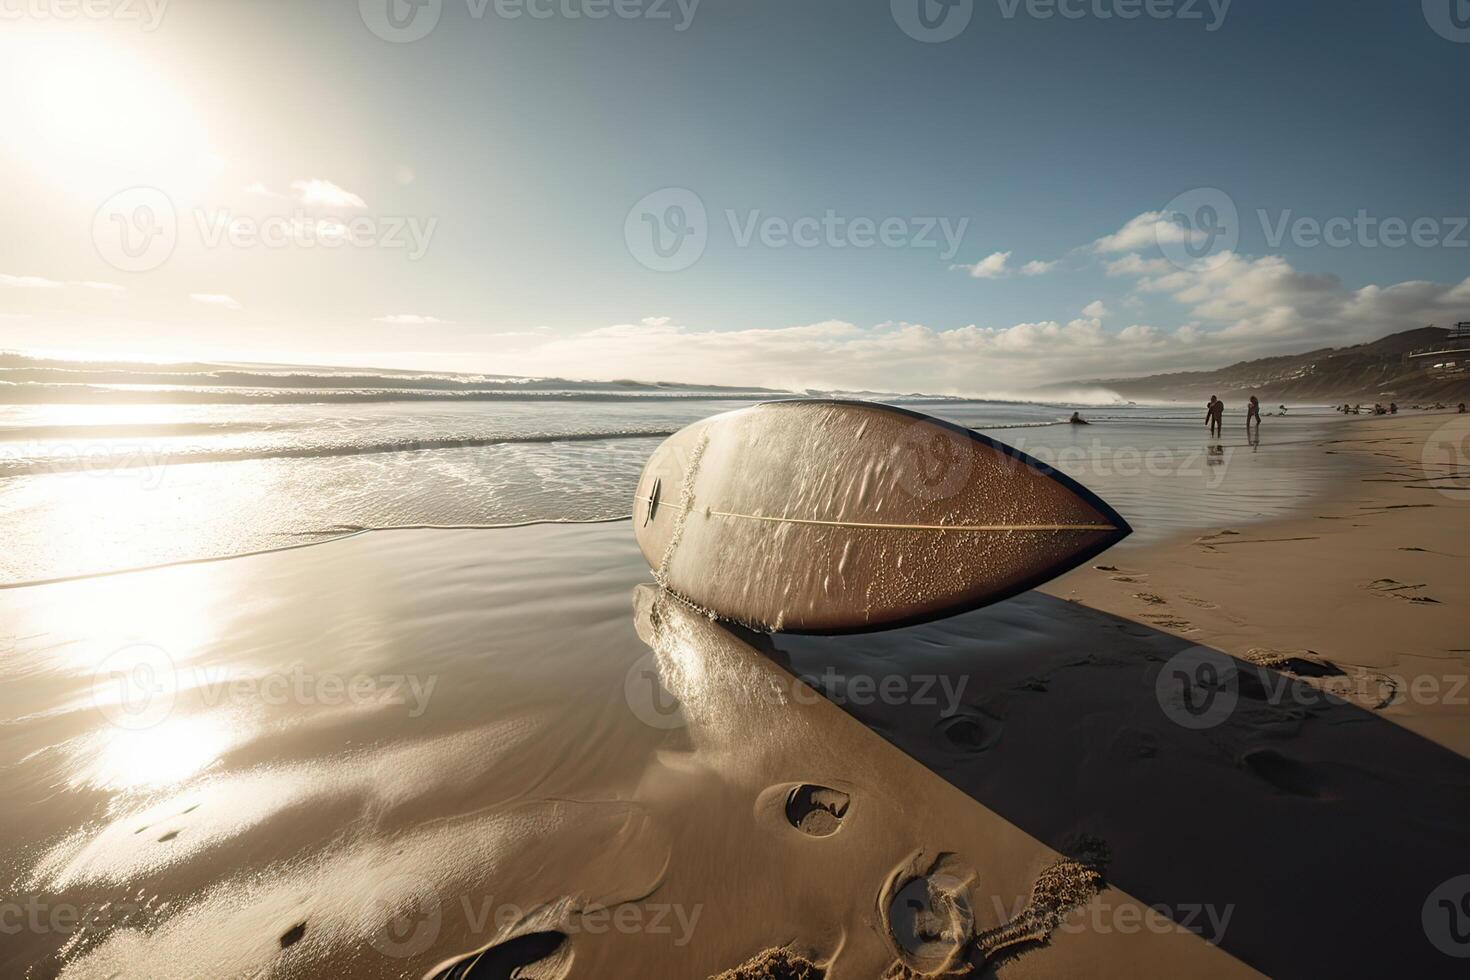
<box><xmin>0</xmin><ymin>395</ymin><xmax>1352</xmax><ymax>584</ymax></box>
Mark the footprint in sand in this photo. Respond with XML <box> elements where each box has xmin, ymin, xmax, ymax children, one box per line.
<box><xmin>1366</xmin><ymin>579</ymin><xmax>1440</xmax><ymax>603</ymax></box>
<box><xmin>1242</xmin><ymin>649</ymin><xmax>1345</xmax><ymax>678</ymax></box>
<box><xmin>1239</xmin><ymin>749</ymin><xmax>1325</xmax><ymax>798</ymax></box>
<box><xmin>1313</xmin><ymin>671</ymin><xmax>1401</xmax><ymax>712</ymax></box>
<box><xmin>1141</xmin><ymin>614</ymin><xmax>1196</xmax><ymax>632</ymax></box>
<box><xmin>938</xmin><ymin>708</ymin><xmax>1003</xmax><ymax>753</ymax></box>
<box><xmin>1133</xmin><ymin>592</ymin><xmax>1167</xmax><ymax>605</ymax></box>
<box><xmin>1193</xmin><ymin>529</ymin><xmax>1242</xmax><ymax>550</ymax></box>
<box><xmin>1362</xmin><ymin>672</ymin><xmax>1401</xmax><ymax>709</ymax></box>
<box><xmin>430</xmin><ymin>931</ymin><xmax>568</xmax><ymax>980</ymax></box>
<box><xmin>785</xmin><ymin>784</ymin><xmax>850</xmax><ymax>838</ymax></box>
<box><xmin>880</xmin><ymin>854</ymin><xmax>976</xmax><ymax>975</ymax></box>
<box><xmin>882</xmin><ymin>852</ymin><xmax>1109</xmax><ymax>971</ymax></box>
<box><xmin>1095</xmin><ymin>564</ymin><xmax>1146</xmax><ymax>584</ymax></box>
<box><xmin>157</xmin><ymin>830</ymin><xmax>180</xmax><ymax>843</ymax></box>
<box><xmin>278</xmin><ymin>921</ymin><xmax>306</xmax><ymax>949</ymax></box>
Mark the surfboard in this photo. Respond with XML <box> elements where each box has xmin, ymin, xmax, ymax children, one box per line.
<box><xmin>633</xmin><ymin>399</ymin><xmax>1130</xmax><ymax>634</ymax></box>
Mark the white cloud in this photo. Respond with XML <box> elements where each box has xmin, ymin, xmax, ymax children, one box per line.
<box><xmin>955</xmin><ymin>250</ymin><xmax>1012</xmax><ymax>279</ymax></box>
<box><xmin>1082</xmin><ymin>300</ymin><xmax>1110</xmax><ymax>318</ymax></box>
<box><xmin>954</xmin><ymin>252</ymin><xmax>1059</xmax><ymax>279</ymax></box>
<box><xmin>1093</xmin><ymin>210</ymin><xmax>1194</xmax><ymax>253</ymax></box>
<box><xmin>1103</xmin><ymin>252</ymin><xmax>1172</xmax><ymax>277</ymax></box>
<box><xmin>1106</xmin><ymin>248</ymin><xmax>1470</xmax><ymax>350</ymax></box>
<box><xmin>190</xmin><ymin>293</ymin><xmax>242</xmax><ymax>310</ymax></box>
<box><xmin>1</xmin><ymin>273</ymin><xmax>122</xmax><ymax>291</ymax></box>
<box><xmin>291</xmin><ymin>179</ymin><xmax>366</xmax><ymax>209</ymax></box>
<box><xmin>375</xmin><ymin>314</ymin><xmax>449</xmax><ymax>325</ymax></box>
<box><xmin>244</xmin><ymin>181</ymin><xmax>286</xmax><ymax>199</ymax></box>
<box><xmin>1117</xmin><ymin>324</ymin><xmax>1160</xmax><ymax>343</ymax></box>
<box><xmin>0</xmin><ymin>274</ymin><xmax>64</xmax><ymax>289</ymax></box>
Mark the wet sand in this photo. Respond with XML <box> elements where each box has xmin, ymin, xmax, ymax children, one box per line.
<box><xmin>1048</xmin><ymin>411</ymin><xmax>1470</xmax><ymax>756</ymax></box>
<box><xmin>0</xmin><ymin>412</ymin><xmax>1465</xmax><ymax>978</ymax></box>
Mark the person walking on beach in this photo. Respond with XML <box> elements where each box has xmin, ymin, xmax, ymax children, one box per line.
<box><xmin>1205</xmin><ymin>395</ymin><xmax>1224</xmax><ymax>438</ymax></box>
<box><xmin>1247</xmin><ymin>395</ymin><xmax>1261</xmax><ymax>430</ymax></box>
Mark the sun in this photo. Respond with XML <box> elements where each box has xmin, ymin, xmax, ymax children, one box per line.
<box><xmin>0</xmin><ymin>26</ymin><xmax>218</xmax><ymax>197</ymax></box>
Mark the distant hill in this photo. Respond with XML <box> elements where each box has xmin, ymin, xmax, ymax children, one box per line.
<box><xmin>1080</xmin><ymin>327</ymin><xmax>1470</xmax><ymax>404</ymax></box>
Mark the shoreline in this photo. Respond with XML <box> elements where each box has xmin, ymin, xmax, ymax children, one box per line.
<box><xmin>0</xmin><ymin>405</ymin><xmax>1355</xmax><ymax>590</ymax></box>
<box><xmin>0</xmin><ymin>516</ymin><xmax>635</xmax><ymax>591</ymax></box>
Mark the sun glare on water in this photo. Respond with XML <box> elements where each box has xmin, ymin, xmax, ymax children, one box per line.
<box><xmin>77</xmin><ymin>712</ymin><xmax>240</xmax><ymax>791</ymax></box>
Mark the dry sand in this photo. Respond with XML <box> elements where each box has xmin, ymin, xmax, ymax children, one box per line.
<box><xmin>0</xmin><ymin>411</ymin><xmax>1465</xmax><ymax>978</ymax></box>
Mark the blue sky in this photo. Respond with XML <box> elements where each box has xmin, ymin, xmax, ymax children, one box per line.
<box><xmin>0</xmin><ymin>0</ymin><xmax>1466</xmax><ymax>393</ymax></box>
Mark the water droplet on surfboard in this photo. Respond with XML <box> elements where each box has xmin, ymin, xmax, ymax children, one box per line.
<box><xmin>632</xmin><ymin>400</ymin><xmax>1130</xmax><ymax>634</ymax></box>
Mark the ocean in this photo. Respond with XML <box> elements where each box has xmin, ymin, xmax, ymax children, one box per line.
<box><xmin>0</xmin><ymin>359</ymin><xmax>1350</xmax><ymax>585</ymax></box>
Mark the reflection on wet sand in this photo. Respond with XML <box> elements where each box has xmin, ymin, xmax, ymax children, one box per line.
<box><xmin>0</xmin><ymin>524</ymin><xmax>1252</xmax><ymax>979</ymax></box>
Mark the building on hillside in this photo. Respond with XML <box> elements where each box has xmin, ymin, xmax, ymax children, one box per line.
<box><xmin>1405</xmin><ymin>323</ymin><xmax>1470</xmax><ymax>377</ymax></box>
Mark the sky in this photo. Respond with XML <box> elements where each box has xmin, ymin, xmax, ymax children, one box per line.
<box><xmin>0</xmin><ymin>0</ymin><xmax>1467</xmax><ymax>395</ymax></box>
